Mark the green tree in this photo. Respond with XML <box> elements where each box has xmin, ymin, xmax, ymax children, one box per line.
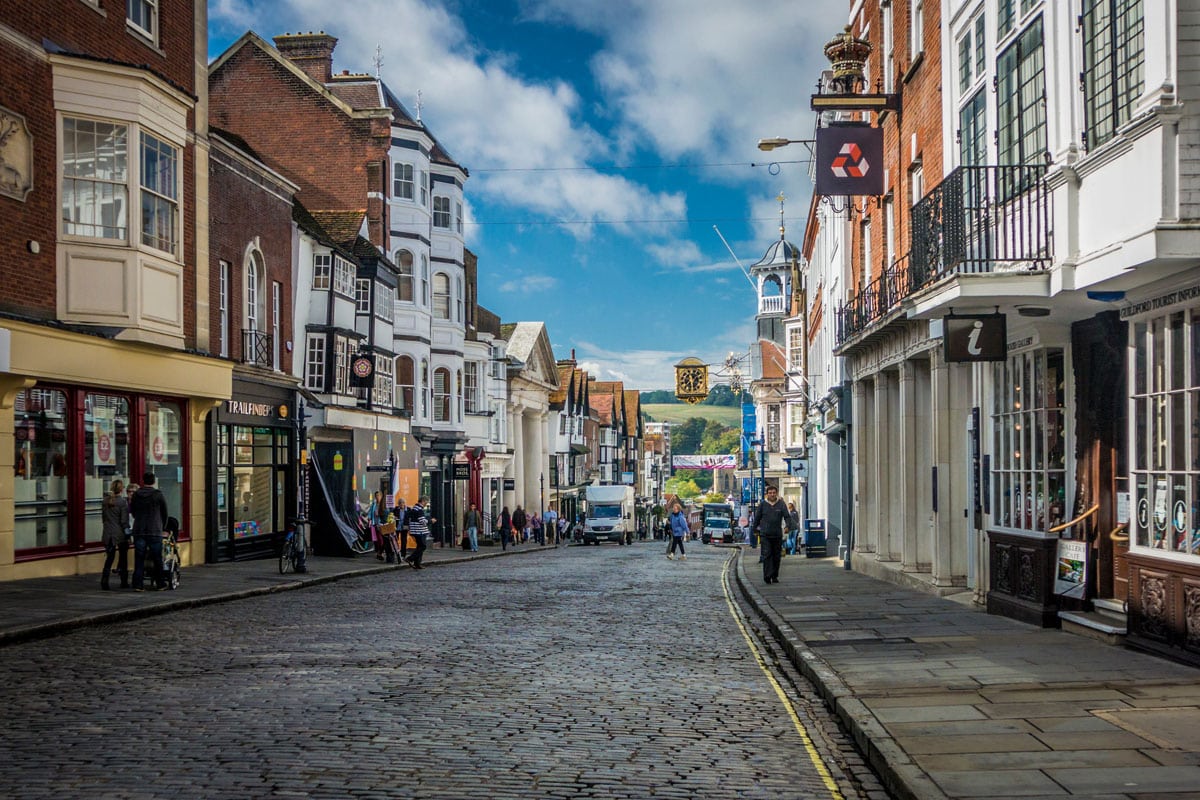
<box><xmin>670</xmin><ymin>417</ymin><xmax>707</xmax><ymax>455</ymax></box>
<box><xmin>701</xmin><ymin>384</ymin><xmax>740</xmax><ymax>406</ymax></box>
<box><xmin>665</xmin><ymin>475</ymin><xmax>702</xmax><ymax>499</ymax></box>
<box><xmin>640</xmin><ymin>390</ymin><xmax>678</xmax><ymax>404</ymax></box>
<box><xmin>674</xmin><ymin>467</ymin><xmax>712</xmax><ymax>492</ymax></box>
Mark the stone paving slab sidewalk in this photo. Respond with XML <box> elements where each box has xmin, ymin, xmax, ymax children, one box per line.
<box><xmin>0</xmin><ymin>541</ymin><xmax>553</xmax><ymax>646</ymax></box>
<box><xmin>733</xmin><ymin>548</ymin><xmax>1200</xmax><ymax>800</ymax></box>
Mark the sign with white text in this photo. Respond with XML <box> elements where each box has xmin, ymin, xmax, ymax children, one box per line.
<box><xmin>673</xmin><ymin>454</ymin><xmax>737</xmax><ymax>470</ymax></box>
<box><xmin>944</xmin><ymin>314</ymin><xmax>1008</xmax><ymax>362</ymax></box>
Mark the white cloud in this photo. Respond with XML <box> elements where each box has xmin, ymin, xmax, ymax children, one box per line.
<box><xmin>572</xmin><ymin>324</ymin><xmax>755</xmax><ymax>390</ymax></box>
<box><xmin>498</xmin><ymin>274</ymin><xmax>558</xmax><ymax>293</ymax></box>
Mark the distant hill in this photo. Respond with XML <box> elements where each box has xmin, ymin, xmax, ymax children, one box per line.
<box><xmin>642</xmin><ymin>403</ymin><xmax>740</xmax><ymax>428</ymax></box>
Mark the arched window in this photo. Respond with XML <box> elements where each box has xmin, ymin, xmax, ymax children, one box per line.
<box><xmin>456</xmin><ymin>369</ymin><xmax>463</xmax><ymax>421</ymax></box>
<box><xmin>433</xmin><ymin>272</ymin><xmax>450</xmax><ymax>319</ymax></box>
<box><xmin>245</xmin><ymin>250</ymin><xmax>265</xmax><ymax>332</ymax></box>
<box><xmin>395</xmin><ymin>355</ymin><xmax>415</xmax><ymax>413</ymax></box>
<box><xmin>420</xmin><ymin>358</ymin><xmax>429</xmax><ymax>418</ymax></box>
<box><xmin>393</xmin><ymin>249</ymin><xmax>414</xmax><ymax>302</ymax></box>
<box><xmin>433</xmin><ymin>367</ymin><xmax>451</xmax><ymax>422</ymax></box>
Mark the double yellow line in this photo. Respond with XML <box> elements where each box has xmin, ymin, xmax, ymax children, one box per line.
<box><xmin>722</xmin><ymin>555</ymin><xmax>845</xmax><ymax>800</ymax></box>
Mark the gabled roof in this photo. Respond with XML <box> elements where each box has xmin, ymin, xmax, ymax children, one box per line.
<box><xmin>549</xmin><ymin>364</ymin><xmax>574</xmax><ymax>407</ymax></box>
<box><xmin>379</xmin><ymin>83</ymin><xmax>468</xmax><ymax>175</ymax></box>
<box><xmin>326</xmin><ymin>76</ymin><xmax>385</xmax><ymax>111</ymax></box>
<box><xmin>209</xmin><ymin>31</ymin><xmax>391</xmax><ymax>123</ymax></box>
<box><xmin>292</xmin><ymin>201</ymin><xmax>354</xmax><ymax>261</ymax></box>
<box><xmin>308</xmin><ymin>210</ymin><xmax>366</xmax><ymax>248</ymax></box>
<box><xmin>623</xmin><ymin>390</ymin><xmax>641</xmax><ymax>434</ymax></box>
<box><xmin>590</xmin><ymin>392</ymin><xmax>615</xmax><ymax>425</ymax></box>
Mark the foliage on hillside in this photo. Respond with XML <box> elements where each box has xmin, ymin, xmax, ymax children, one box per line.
<box><xmin>641</xmin><ymin>385</ymin><xmax>741</xmax><ymax>406</ymax></box>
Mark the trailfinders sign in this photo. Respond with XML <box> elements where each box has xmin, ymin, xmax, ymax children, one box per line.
<box><xmin>943</xmin><ymin>313</ymin><xmax>1007</xmax><ymax>362</ymax></box>
<box><xmin>814</xmin><ymin>124</ymin><xmax>883</xmax><ymax>196</ymax></box>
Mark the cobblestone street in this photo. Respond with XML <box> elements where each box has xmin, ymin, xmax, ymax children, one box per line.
<box><xmin>0</xmin><ymin>544</ymin><xmax>878</xmax><ymax>799</ymax></box>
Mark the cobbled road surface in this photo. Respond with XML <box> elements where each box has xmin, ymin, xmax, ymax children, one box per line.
<box><xmin>0</xmin><ymin>543</ymin><xmax>880</xmax><ymax>799</ymax></box>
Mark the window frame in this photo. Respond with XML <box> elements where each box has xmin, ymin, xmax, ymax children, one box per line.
<box><xmin>393</xmin><ymin>249</ymin><xmax>414</xmax><ymax>302</ymax></box>
<box><xmin>332</xmin><ymin>255</ymin><xmax>356</xmax><ymax>298</ymax></box>
<box><xmin>218</xmin><ymin>260</ymin><xmax>230</xmax><ymax>358</ymax></box>
<box><xmin>464</xmin><ymin>361</ymin><xmax>480</xmax><ymax>414</ymax></box>
<box><xmin>355</xmin><ymin>278</ymin><xmax>371</xmax><ymax>314</ymax></box>
<box><xmin>392</xmin><ymin>161</ymin><xmax>415</xmax><ymax>201</ymax></box>
<box><xmin>996</xmin><ymin>16</ymin><xmax>1047</xmax><ymax>167</ymax></box>
<box><xmin>126</xmin><ymin>0</ymin><xmax>158</xmax><ymax>44</ymax></box>
<box><xmin>909</xmin><ymin>0</ymin><xmax>924</xmax><ymax>61</ymax></box>
<box><xmin>433</xmin><ymin>272</ymin><xmax>451</xmax><ymax>319</ymax></box>
<box><xmin>433</xmin><ymin>196</ymin><xmax>451</xmax><ymax>229</ymax></box>
<box><xmin>990</xmin><ymin>347</ymin><xmax>1068</xmax><ymax>534</ymax></box>
<box><xmin>305</xmin><ymin>334</ymin><xmax>327</xmax><ymax>392</ymax></box>
<box><xmin>1081</xmin><ymin>0</ymin><xmax>1145</xmax><ymax>151</ymax></box>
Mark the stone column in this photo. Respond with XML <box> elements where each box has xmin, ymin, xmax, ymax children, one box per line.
<box><xmin>874</xmin><ymin>371</ymin><xmax>896</xmax><ymax>561</ymax></box>
<box><xmin>511</xmin><ymin>407</ymin><xmax>525</xmax><ymax>513</ymax></box>
<box><xmin>851</xmin><ymin>379</ymin><xmax>875</xmax><ymax>554</ymax></box>
<box><xmin>930</xmin><ymin>350</ymin><xmax>956</xmax><ymax>587</ymax></box>
<box><xmin>899</xmin><ymin>360</ymin><xmax>919</xmax><ymax>571</ymax></box>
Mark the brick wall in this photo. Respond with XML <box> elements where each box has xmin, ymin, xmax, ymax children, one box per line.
<box><xmin>0</xmin><ymin>0</ymin><xmax>198</xmax><ymax>334</ymax></box>
<box><xmin>209</xmin><ymin>148</ymin><xmax>295</xmax><ymax>373</ymax></box>
<box><xmin>851</xmin><ymin>0</ymin><xmax>944</xmax><ymax>294</ymax></box>
<box><xmin>209</xmin><ymin>43</ymin><xmax>391</xmax><ymax>239</ymax></box>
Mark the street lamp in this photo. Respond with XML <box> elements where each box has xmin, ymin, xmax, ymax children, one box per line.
<box><xmin>756</xmin><ymin>137</ymin><xmax>813</xmax><ymax>152</ymax></box>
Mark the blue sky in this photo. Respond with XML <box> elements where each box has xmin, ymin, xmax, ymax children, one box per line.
<box><xmin>209</xmin><ymin>0</ymin><xmax>849</xmax><ymax>389</ymax></box>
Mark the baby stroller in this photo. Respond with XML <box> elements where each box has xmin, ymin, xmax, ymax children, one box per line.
<box><xmin>161</xmin><ymin>516</ymin><xmax>182</xmax><ymax>590</ymax></box>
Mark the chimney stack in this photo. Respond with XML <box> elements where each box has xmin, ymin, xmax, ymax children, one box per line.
<box><xmin>273</xmin><ymin>31</ymin><xmax>338</xmax><ymax>84</ymax></box>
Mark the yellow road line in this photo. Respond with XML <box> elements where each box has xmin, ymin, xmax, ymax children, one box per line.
<box><xmin>722</xmin><ymin>555</ymin><xmax>845</xmax><ymax>800</ymax></box>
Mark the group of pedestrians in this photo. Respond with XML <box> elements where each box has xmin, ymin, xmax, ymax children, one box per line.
<box><xmin>100</xmin><ymin>471</ymin><xmax>173</xmax><ymax>592</ymax></box>
<box><xmin>662</xmin><ymin>484</ymin><xmax>799</xmax><ymax>585</ymax></box>
<box><xmin>367</xmin><ymin>492</ymin><xmax>434</xmax><ymax>570</ymax></box>
<box><xmin>494</xmin><ymin>504</ymin><xmax>564</xmax><ymax>550</ymax></box>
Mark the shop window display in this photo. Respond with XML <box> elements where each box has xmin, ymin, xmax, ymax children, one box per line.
<box><xmin>84</xmin><ymin>394</ymin><xmax>130</xmax><ymax>543</ymax></box>
<box><xmin>144</xmin><ymin>399</ymin><xmax>184</xmax><ymax>526</ymax></box>
<box><xmin>991</xmin><ymin>348</ymin><xmax>1067</xmax><ymax>532</ymax></box>
<box><xmin>1130</xmin><ymin>307</ymin><xmax>1200</xmax><ymax>556</ymax></box>
<box><xmin>13</xmin><ymin>389</ymin><xmax>70</xmax><ymax>550</ymax></box>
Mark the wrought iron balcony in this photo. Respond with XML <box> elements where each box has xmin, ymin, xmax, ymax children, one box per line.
<box><xmin>836</xmin><ymin>254</ymin><xmax>909</xmax><ymax>345</ymax></box>
<box><xmin>241</xmin><ymin>329</ymin><xmax>273</xmax><ymax>368</ymax></box>
<box><xmin>910</xmin><ymin>164</ymin><xmax>1052</xmax><ymax>291</ymax></box>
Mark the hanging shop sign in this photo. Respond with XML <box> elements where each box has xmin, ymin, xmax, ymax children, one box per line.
<box><xmin>350</xmin><ymin>353</ymin><xmax>375</xmax><ymax>388</ymax></box>
<box><xmin>672</xmin><ymin>454</ymin><xmax>737</xmax><ymax>470</ymax></box>
<box><xmin>453</xmin><ymin>462</ymin><xmax>471</xmax><ymax>480</ymax></box>
<box><xmin>814</xmin><ymin>124</ymin><xmax>883</xmax><ymax>196</ymax></box>
<box><xmin>943</xmin><ymin>313</ymin><xmax>1007</xmax><ymax>362</ymax></box>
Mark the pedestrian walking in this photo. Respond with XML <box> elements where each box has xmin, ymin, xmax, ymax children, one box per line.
<box><xmin>463</xmin><ymin>502</ymin><xmax>481</xmax><ymax>552</ymax></box>
<box><xmin>543</xmin><ymin>505</ymin><xmax>559</xmax><ymax>547</ymax></box>
<box><xmin>785</xmin><ymin>501</ymin><xmax>801</xmax><ymax>556</ymax></box>
<box><xmin>752</xmin><ymin>484</ymin><xmax>795</xmax><ymax>584</ymax></box>
<box><xmin>129</xmin><ymin>471</ymin><xmax>169</xmax><ymax>591</ymax></box>
<box><xmin>405</xmin><ymin>497</ymin><xmax>433</xmax><ymax>570</ymax></box>
<box><xmin>369</xmin><ymin>490</ymin><xmax>389</xmax><ymax>562</ymax></box>
<box><xmin>100</xmin><ymin>478</ymin><xmax>130</xmax><ymax>590</ymax></box>
<box><xmin>531</xmin><ymin>513</ymin><xmax>543</xmax><ymax>546</ymax></box>
<box><xmin>394</xmin><ymin>497</ymin><xmax>409</xmax><ymax>562</ymax></box>
<box><xmin>666</xmin><ymin>501</ymin><xmax>688</xmax><ymax>560</ymax></box>
<box><xmin>512</xmin><ymin>505</ymin><xmax>527</xmax><ymax>545</ymax></box>
<box><xmin>557</xmin><ymin>515</ymin><xmax>568</xmax><ymax>547</ymax></box>
<box><xmin>499</xmin><ymin>506</ymin><xmax>512</xmax><ymax>550</ymax></box>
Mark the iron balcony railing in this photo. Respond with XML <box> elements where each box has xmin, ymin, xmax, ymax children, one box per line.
<box><xmin>241</xmin><ymin>329</ymin><xmax>273</xmax><ymax>368</ymax></box>
<box><xmin>836</xmin><ymin>254</ymin><xmax>909</xmax><ymax>345</ymax></box>
<box><xmin>910</xmin><ymin>164</ymin><xmax>1052</xmax><ymax>290</ymax></box>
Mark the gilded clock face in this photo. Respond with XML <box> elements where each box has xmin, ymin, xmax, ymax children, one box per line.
<box><xmin>679</xmin><ymin>368</ymin><xmax>705</xmax><ymax>393</ymax></box>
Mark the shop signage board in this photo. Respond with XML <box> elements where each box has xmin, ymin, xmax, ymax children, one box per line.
<box><xmin>814</xmin><ymin>124</ymin><xmax>884</xmax><ymax>196</ymax></box>
<box><xmin>944</xmin><ymin>313</ymin><xmax>1008</xmax><ymax>362</ymax></box>
<box><xmin>453</xmin><ymin>463</ymin><xmax>471</xmax><ymax>480</ymax></box>
<box><xmin>672</xmin><ymin>454</ymin><xmax>737</xmax><ymax>469</ymax></box>
<box><xmin>1054</xmin><ymin>539</ymin><xmax>1087</xmax><ymax>597</ymax></box>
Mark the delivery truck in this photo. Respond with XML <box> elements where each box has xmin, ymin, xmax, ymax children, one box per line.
<box><xmin>582</xmin><ymin>484</ymin><xmax>636</xmax><ymax>545</ymax></box>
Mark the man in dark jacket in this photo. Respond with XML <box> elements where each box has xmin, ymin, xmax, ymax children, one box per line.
<box><xmin>130</xmin><ymin>471</ymin><xmax>169</xmax><ymax>591</ymax></box>
<box><xmin>752</xmin><ymin>484</ymin><xmax>795</xmax><ymax>584</ymax></box>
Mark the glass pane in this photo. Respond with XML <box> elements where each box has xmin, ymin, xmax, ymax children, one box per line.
<box><xmin>1134</xmin><ymin>475</ymin><xmax>1149</xmax><ymax>547</ymax></box>
<box><xmin>233</xmin><ymin>465</ymin><xmax>274</xmax><ymax>538</ymax></box>
<box><xmin>1152</xmin><ymin>476</ymin><xmax>1169</xmax><ymax>549</ymax></box>
<box><xmin>277</xmin><ymin>433</ymin><xmax>290</xmax><ymax>465</ymax></box>
<box><xmin>1191</xmin><ymin>475</ymin><xmax>1200</xmax><ymax>555</ymax></box>
<box><xmin>1171</xmin><ymin>392</ymin><xmax>1187</xmax><ymax>470</ymax></box>
<box><xmin>14</xmin><ymin>389</ymin><xmax>70</xmax><ymax>550</ymax></box>
<box><xmin>253</xmin><ymin>427</ymin><xmax>273</xmax><ymax>463</ymax></box>
<box><xmin>276</xmin><ymin>468</ymin><xmax>287</xmax><ymax>533</ymax></box>
<box><xmin>145</xmin><ymin>400</ymin><xmax>184</xmax><ymax>526</ymax></box>
<box><xmin>1135</xmin><ymin>396</ymin><xmax>1147</xmax><ymax>471</ymax></box>
<box><xmin>234</xmin><ymin>426</ymin><xmax>253</xmax><ymax>464</ymax></box>
<box><xmin>1048</xmin><ymin>471</ymin><xmax>1065</xmax><ymax>530</ymax></box>
<box><xmin>1047</xmin><ymin>349</ymin><xmax>1064</xmax><ymax>408</ymax></box>
<box><xmin>1034</xmin><ymin>351</ymin><xmax>1046</xmax><ymax>410</ymax></box>
<box><xmin>1170</xmin><ymin>311</ymin><xmax>1185</xmax><ymax>390</ymax></box>
<box><xmin>1151</xmin><ymin>317</ymin><xmax>1165</xmax><ymax>393</ymax></box>
<box><xmin>1133</xmin><ymin>321</ymin><xmax>1147</xmax><ymax>395</ymax></box>
<box><xmin>1193</xmin><ymin>390</ymin><xmax>1200</xmax><ymax>471</ymax></box>
<box><xmin>84</xmin><ymin>394</ymin><xmax>130</xmax><ymax>544</ymax></box>
<box><xmin>216</xmin><ymin>466</ymin><xmax>230</xmax><ymax>543</ymax></box>
<box><xmin>1152</xmin><ymin>395</ymin><xmax>1167</xmax><ymax>471</ymax></box>
<box><xmin>1046</xmin><ymin>410</ymin><xmax>1065</xmax><ymax>470</ymax></box>
<box><xmin>1172</xmin><ymin>477</ymin><xmax>1188</xmax><ymax>553</ymax></box>
<box><xmin>1034</xmin><ymin>471</ymin><xmax>1045</xmax><ymax>531</ymax></box>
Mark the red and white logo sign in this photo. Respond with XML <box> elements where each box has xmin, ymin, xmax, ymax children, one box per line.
<box><xmin>831</xmin><ymin>142</ymin><xmax>869</xmax><ymax>178</ymax></box>
<box><xmin>97</xmin><ymin>433</ymin><xmax>112</xmax><ymax>464</ymax></box>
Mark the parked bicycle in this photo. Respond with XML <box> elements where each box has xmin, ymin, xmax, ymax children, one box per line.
<box><xmin>279</xmin><ymin>522</ymin><xmax>307</xmax><ymax>574</ymax></box>
<box><xmin>350</xmin><ymin>511</ymin><xmax>375</xmax><ymax>555</ymax></box>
